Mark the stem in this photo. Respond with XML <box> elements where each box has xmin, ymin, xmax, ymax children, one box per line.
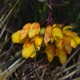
<box><xmin>46</xmin><ymin>0</ymin><xmax>55</xmax><ymax>25</ymax></box>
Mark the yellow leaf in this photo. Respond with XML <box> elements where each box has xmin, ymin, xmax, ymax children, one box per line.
<box><xmin>30</xmin><ymin>51</ymin><xmax>36</xmax><ymax>58</ymax></box>
<box><xmin>50</xmin><ymin>37</ymin><xmax>54</xmax><ymax>43</ymax></box>
<box><xmin>63</xmin><ymin>30</ymin><xmax>78</xmax><ymax>48</ymax></box>
<box><xmin>21</xmin><ymin>37</ymin><xmax>29</xmax><ymax>44</ymax></box>
<box><xmin>62</xmin><ymin>26</ymin><xmax>72</xmax><ymax>30</ymax></box>
<box><xmin>20</xmin><ymin>30</ymin><xmax>28</xmax><ymax>40</ymax></box>
<box><xmin>52</xmin><ymin>27</ymin><xmax>63</xmax><ymax>39</ymax></box>
<box><xmin>40</xmin><ymin>27</ymin><xmax>46</xmax><ymax>35</ymax></box>
<box><xmin>71</xmin><ymin>38</ymin><xmax>77</xmax><ymax>48</ymax></box>
<box><xmin>58</xmin><ymin>48</ymin><xmax>67</xmax><ymax>64</ymax></box>
<box><xmin>45</xmin><ymin>44</ymin><xmax>56</xmax><ymax>62</ymax></box>
<box><xmin>55</xmin><ymin>39</ymin><xmax>63</xmax><ymax>49</ymax></box>
<box><xmin>46</xmin><ymin>53</ymin><xmax>54</xmax><ymax>62</ymax></box>
<box><xmin>23</xmin><ymin>38</ymin><xmax>29</xmax><ymax>48</ymax></box>
<box><xmin>35</xmin><ymin>35</ymin><xmax>43</xmax><ymax>50</ymax></box>
<box><xmin>56</xmin><ymin>48</ymin><xmax>59</xmax><ymax>56</ymax></box>
<box><xmin>72</xmin><ymin>35</ymin><xmax>80</xmax><ymax>45</ymax></box>
<box><xmin>53</xmin><ymin>24</ymin><xmax>63</xmax><ymax>28</ymax></box>
<box><xmin>20</xmin><ymin>23</ymin><xmax>31</xmax><ymax>40</ymax></box>
<box><xmin>23</xmin><ymin>23</ymin><xmax>31</xmax><ymax>30</ymax></box>
<box><xmin>44</xmin><ymin>25</ymin><xmax>52</xmax><ymax>44</ymax></box>
<box><xmin>46</xmin><ymin>25</ymin><xmax>52</xmax><ymax>34</ymax></box>
<box><xmin>63</xmin><ymin>30</ymin><xmax>77</xmax><ymax>37</ymax></box>
<box><xmin>28</xmin><ymin>22</ymin><xmax>40</xmax><ymax>38</ymax></box>
<box><xmin>11</xmin><ymin>30</ymin><xmax>21</xmax><ymax>43</ymax></box>
<box><xmin>44</xmin><ymin>33</ymin><xmax>51</xmax><ymax>44</ymax></box>
<box><xmin>22</xmin><ymin>41</ymin><xmax>36</xmax><ymax>58</ymax></box>
<box><xmin>63</xmin><ymin>36</ymin><xmax>72</xmax><ymax>54</ymax></box>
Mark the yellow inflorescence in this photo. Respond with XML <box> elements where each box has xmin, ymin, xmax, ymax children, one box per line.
<box><xmin>11</xmin><ymin>22</ymin><xmax>80</xmax><ymax>64</ymax></box>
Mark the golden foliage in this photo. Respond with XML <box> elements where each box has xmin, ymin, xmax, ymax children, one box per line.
<box><xmin>58</xmin><ymin>48</ymin><xmax>67</xmax><ymax>64</ymax></box>
<box><xmin>11</xmin><ymin>22</ymin><xmax>80</xmax><ymax>64</ymax></box>
<box><xmin>45</xmin><ymin>44</ymin><xmax>56</xmax><ymax>62</ymax></box>
<box><xmin>28</xmin><ymin>22</ymin><xmax>40</xmax><ymax>38</ymax></box>
<box><xmin>22</xmin><ymin>41</ymin><xmax>36</xmax><ymax>58</ymax></box>
<box><xmin>35</xmin><ymin>35</ymin><xmax>43</xmax><ymax>50</ymax></box>
<box><xmin>11</xmin><ymin>30</ymin><xmax>24</xmax><ymax>43</ymax></box>
<box><xmin>20</xmin><ymin>23</ymin><xmax>31</xmax><ymax>40</ymax></box>
<box><xmin>52</xmin><ymin>27</ymin><xmax>63</xmax><ymax>39</ymax></box>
